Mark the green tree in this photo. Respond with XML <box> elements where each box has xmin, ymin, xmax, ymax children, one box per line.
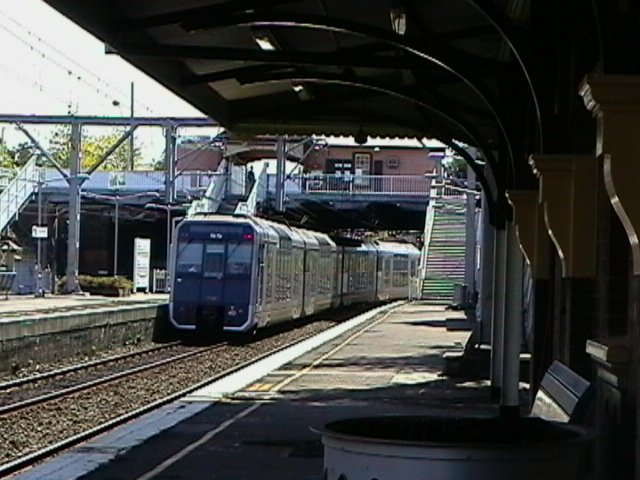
<box><xmin>444</xmin><ymin>155</ymin><xmax>467</xmax><ymax>178</ymax></box>
<box><xmin>0</xmin><ymin>139</ymin><xmax>16</xmax><ymax>168</ymax></box>
<box><xmin>48</xmin><ymin>125</ymin><xmax>143</xmax><ymax>170</ymax></box>
<box><xmin>0</xmin><ymin>141</ymin><xmax>38</xmax><ymax>169</ymax></box>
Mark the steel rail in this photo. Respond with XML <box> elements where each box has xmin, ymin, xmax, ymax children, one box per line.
<box><xmin>0</xmin><ymin>341</ymin><xmax>183</xmax><ymax>391</ymax></box>
<box><xmin>0</xmin><ymin>344</ymin><xmax>222</xmax><ymax>416</ymax></box>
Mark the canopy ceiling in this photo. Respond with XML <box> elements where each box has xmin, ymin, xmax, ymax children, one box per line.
<box><xmin>42</xmin><ymin>0</ymin><xmax>615</xmax><ymax>224</ymax></box>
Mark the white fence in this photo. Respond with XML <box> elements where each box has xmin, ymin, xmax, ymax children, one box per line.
<box><xmin>152</xmin><ymin>269</ymin><xmax>170</xmax><ymax>293</ymax></box>
<box><xmin>267</xmin><ymin>174</ymin><xmax>434</xmax><ymax>196</ymax></box>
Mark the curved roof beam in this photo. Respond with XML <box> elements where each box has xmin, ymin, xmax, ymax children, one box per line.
<box><xmin>462</xmin><ymin>0</ymin><xmax>543</xmax><ymax>151</ymax></box>
<box><xmin>235</xmin><ymin>71</ymin><xmax>501</xmax><ymax>189</ymax></box>
<box><xmin>236</xmin><ymin>104</ymin><xmax>498</xmax><ymax>223</ymax></box>
<box><xmin>178</xmin><ymin>11</ymin><xmax>514</xmax><ymax>188</ymax></box>
<box><xmin>177</xmin><ymin>61</ymin><xmax>491</xmax><ymax>121</ymax></box>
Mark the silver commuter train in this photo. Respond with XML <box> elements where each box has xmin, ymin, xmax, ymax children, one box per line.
<box><xmin>169</xmin><ymin>214</ymin><xmax>420</xmax><ymax>335</ymax></box>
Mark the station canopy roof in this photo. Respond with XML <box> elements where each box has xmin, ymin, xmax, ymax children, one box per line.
<box><xmin>44</xmin><ymin>0</ymin><xmax>528</xmax><ymax>152</ymax></box>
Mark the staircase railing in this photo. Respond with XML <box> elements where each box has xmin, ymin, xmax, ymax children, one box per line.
<box><xmin>419</xmin><ymin>179</ymin><xmax>444</xmax><ymax>278</ymax></box>
<box><xmin>186</xmin><ymin>159</ymin><xmax>228</xmax><ymax>217</ymax></box>
<box><xmin>0</xmin><ymin>158</ymin><xmax>39</xmax><ymax>235</ymax></box>
<box><xmin>235</xmin><ymin>163</ymin><xmax>269</xmax><ymax>216</ymax></box>
<box><xmin>419</xmin><ymin>201</ymin><xmax>436</xmax><ymax>279</ymax></box>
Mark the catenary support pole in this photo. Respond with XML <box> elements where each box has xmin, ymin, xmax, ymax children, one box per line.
<box><xmin>65</xmin><ymin>121</ymin><xmax>82</xmax><ymax>293</ymax></box>
<box><xmin>164</xmin><ymin>123</ymin><xmax>177</xmax><ymax>205</ymax></box>
<box><xmin>114</xmin><ymin>199</ymin><xmax>119</xmax><ymax>276</ymax></box>
<box><xmin>275</xmin><ymin>136</ymin><xmax>286</xmax><ymax>211</ymax></box>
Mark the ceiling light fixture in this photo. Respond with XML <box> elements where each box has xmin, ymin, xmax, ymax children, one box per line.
<box><xmin>252</xmin><ymin>28</ymin><xmax>279</xmax><ymax>51</ymax></box>
<box><xmin>390</xmin><ymin>1</ymin><xmax>407</xmax><ymax>35</ymax></box>
<box><xmin>292</xmin><ymin>83</ymin><xmax>311</xmax><ymax>101</ymax></box>
<box><xmin>254</xmin><ymin>36</ymin><xmax>276</xmax><ymax>51</ymax></box>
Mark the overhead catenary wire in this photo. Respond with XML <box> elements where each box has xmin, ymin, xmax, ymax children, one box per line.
<box><xmin>0</xmin><ymin>13</ymin><xmax>157</xmax><ymax>115</ymax></box>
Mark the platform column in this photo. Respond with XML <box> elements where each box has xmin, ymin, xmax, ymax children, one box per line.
<box><xmin>489</xmin><ymin>226</ymin><xmax>506</xmax><ymax>398</ymax></box>
<box><xmin>476</xmin><ymin>192</ymin><xmax>495</xmax><ymax>344</ymax></box>
<box><xmin>580</xmin><ymin>74</ymin><xmax>640</xmax><ymax>480</ymax></box>
<box><xmin>529</xmin><ymin>154</ymin><xmax>598</xmax><ymax>377</ymax></box>
<box><xmin>464</xmin><ymin>157</ymin><xmax>477</xmax><ymax>311</ymax></box>
<box><xmin>506</xmin><ymin>189</ymin><xmax>551</xmax><ymax>404</ymax></box>
<box><xmin>500</xmin><ymin>221</ymin><xmax>524</xmax><ymax>414</ymax></box>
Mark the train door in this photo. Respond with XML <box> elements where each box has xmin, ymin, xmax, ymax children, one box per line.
<box><xmin>256</xmin><ymin>243</ymin><xmax>266</xmax><ymax>310</ymax></box>
<box><xmin>172</xmin><ymin>240</ymin><xmax>206</xmax><ymax>327</ymax></box>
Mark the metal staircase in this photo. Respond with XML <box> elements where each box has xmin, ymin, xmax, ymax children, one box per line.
<box><xmin>421</xmin><ymin>203</ymin><xmax>467</xmax><ymax>304</ymax></box>
<box><xmin>234</xmin><ymin>163</ymin><xmax>268</xmax><ymax>216</ymax></box>
<box><xmin>185</xmin><ymin>160</ymin><xmax>269</xmax><ymax>217</ymax></box>
<box><xmin>186</xmin><ymin>159</ymin><xmax>229</xmax><ymax>217</ymax></box>
<box><xmin>0</xmin><ymin>158</ymin><xmax>39</xmax><ymax>235</ymax></box>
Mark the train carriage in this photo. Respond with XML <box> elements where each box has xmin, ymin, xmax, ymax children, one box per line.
<box><xmin>341</xmin><ymin>243</ymin><xmax>378</xmax><ymax>306</ymax></box>
<box><xmin>259</xmin><ymin>220</ymin><xmax>306</xmax><ymax>327</ymax></box>
<box><xmin>171</xmin><ymin>215</ymin><xmax>258</xmax><ymax>334</ymax></box>
<box><xmin>169</xmin><ymin>214</ymin><xmax>422</xmax><ymax>338</ymax></box>
<box><xmin>375</xmin><ymin>241</ymin><xmax>421</xmax><ymax>301</ymax></box>
<box><xmin>305</xmin><ymin>230</ymin><xmax>337</xmax><ymax>314</ymax></box>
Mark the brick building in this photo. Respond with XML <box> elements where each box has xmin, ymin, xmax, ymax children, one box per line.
<box><xmin>304</xmin><ymin>137</ymin><xmax>445</xmax><ymax>177</ymax></box>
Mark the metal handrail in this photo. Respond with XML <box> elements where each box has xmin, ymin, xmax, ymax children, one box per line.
<box><xmin>267</xmin><ymin>173</ymin><xmax>436</xmax><ymax>196</ymax></box>
<box><xmin>0</xmin><ymin>158</ymin><xmax>39</xmax><ymax>235</ymax></box>
<box><xmin>186</xmin><ymin>160</ymin><xmax>228</xmax><ymax>216</ymax></box>
<box><xmin>235</xmin><ymin>163</ymin><xmax>269</xmax><ymax>215</ymax></box>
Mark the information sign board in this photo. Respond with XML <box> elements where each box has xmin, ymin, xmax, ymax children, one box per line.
<box><xmin>133</xmin><ymin>237</ymin><xmax>151</xmax><ymax>292</ymax></box>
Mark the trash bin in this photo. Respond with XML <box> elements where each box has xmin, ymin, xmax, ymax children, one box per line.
<box><xmin>315</xmin><ymin>415</ymin><xmax>596</xmax><ymax>480</ymax></box>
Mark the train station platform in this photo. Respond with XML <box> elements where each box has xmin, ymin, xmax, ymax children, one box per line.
<box><xmin>9</xmin><ymin>301</ymin><xmax>505</xmax><ymax>480</ymax></box>
<box><xmin>0</xmin><ymin>293</ymin><xmax>169</xmax><ymax>374</ymax></box>
<box><xmin>0</xmin><ymin>293</ymin><xmax>168</xmax><ymax>320</ymax></box>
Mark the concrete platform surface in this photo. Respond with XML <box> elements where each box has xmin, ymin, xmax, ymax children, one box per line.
<box><xmin>9</xmin><ymin>301</ymin><xmax>500</xmax><ymax>480</ymax></box>
<box><xmin>0</xmin><ymin>293</ymin><xmax>168</xmax><ymax>318</ymax></box>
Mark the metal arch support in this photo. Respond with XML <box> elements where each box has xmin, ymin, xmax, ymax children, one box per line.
<box><xmin>116</xmin><ymin>0</ymin><xmax>302</xmax><ymax>31</ymax></box>
<box><xmin>175</xmin><ymin>11</ymin><xmax>515</xmax><ymax>182</ymax></box>
<box><xmin>462</xmin><ymin>0</ymin><xmax>543</xmax><ymax>152</ymax></box>
<box><xmin>237</xmin><ymin>72</ymin><xmax>504</xmax><ymax>190</ymax></box>
<box><xmin>181</xmin><ymin>12</ymin><xmax>502</xmax><ymax>77</ymax></box>
<box><xmin>445</xmin><ymin>143</ymin><xmax>500</xmax><ymax>226</ymax></box>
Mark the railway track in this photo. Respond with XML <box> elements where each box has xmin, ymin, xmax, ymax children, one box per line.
<box><xmin>0</xmin><ymin>343</ymin><xmax>219</xmax><ymax>415</ymax></box>
<box><xmin>0</xmin><ymin>341</ymin><xmax>184</xmax><ymax>391</ymax></box>
<box><xmin>0</xmin><ymin>309</ymin><xmax>372</xmax><ymax>477</ymax></box>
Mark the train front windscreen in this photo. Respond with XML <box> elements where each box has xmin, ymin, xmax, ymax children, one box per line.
<box><xmin>171</xmin><ymin>222</ymin><xmax>254</xmax><ymax>330</ymax></box>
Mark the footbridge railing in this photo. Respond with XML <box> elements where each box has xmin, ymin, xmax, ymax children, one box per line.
<box><xmin>0</xmin><ymin>158</ymin><xmax>39</xmax><ymax>235</ymax></box>
<box><xmin>235</xmin><ymin>163</ymin><xmax>269</xmax><ymax>215</ymax></box>
<box><xmin>267</xmin><ymin>173</ymin><xmax>436</xmax><ymax>196</ymax></box>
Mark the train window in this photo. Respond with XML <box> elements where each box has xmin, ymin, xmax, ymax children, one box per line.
<box><xmin>203</xmin><ymin>243</ymin><xmax>225</xmax><ymax>278</ymax></box>
<box><xmin>176</xmin><ymin>241</ymin><xmax>203</xmax><ymax>273</ymax></box>
<box><xmin>226</xmin><ymin>242</ymin><xmax>253</xmax><ymax>275</ymax></box>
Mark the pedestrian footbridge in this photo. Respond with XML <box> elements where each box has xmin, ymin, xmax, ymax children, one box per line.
<box><xmin>0</xmin><ymin>161</ymin><xmax>443</xmax><ymax>233</ymax></box>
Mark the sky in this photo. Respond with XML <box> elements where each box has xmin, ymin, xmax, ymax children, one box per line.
<box><xmin>0</xmin><ymin>1</ymin><xmax>447</xmax><ymax>170</ymax></box>
<box><xmin>0</xmin><ymin>0</ymin><xmax>220</xmax><ymax>164</ymax></box>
